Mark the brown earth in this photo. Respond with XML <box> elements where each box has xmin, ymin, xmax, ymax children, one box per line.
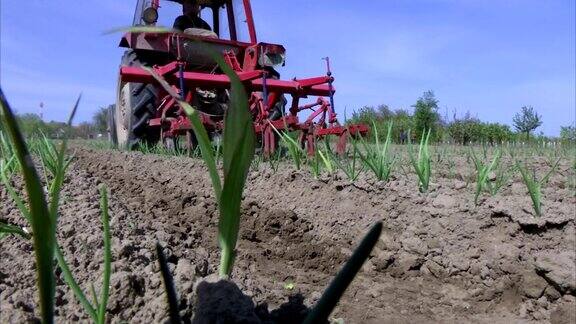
<box><xmin>1</xmin><ymin>146</ymin><xmax>575</xmax><ymax>323</ymax></box>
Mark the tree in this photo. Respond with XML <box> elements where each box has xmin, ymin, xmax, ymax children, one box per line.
<box><xmin>17</xmin><ymin>113</ymin><xmax>48</xmax><ymax>137</ymax></box>
<box><xmin>350</xmin><ymin>106</ymin><xmax>379</xmax><ymax>125</ymax></box>
<box><xmin>73</xmin><ymin>122</ymin><xmax>95</xmax><ymax>139</ymax></box>
<box><xmin>93</xmin><ymin>105</ymin><xmax>112</xmax><ymax>134</ymax></box>
<box><xmin>560</xmin><ymin>125</ymin><xmax>576</xmax><ymax>143</ymax></box>
<box><xmin>44</xmin><ymin>121</ymin><xmax>67</xmax><ymax>139</ymax></box>
<box><xmin>513</xmin><ymin>106</ymin><xmax>542</xmax><ymax>140</ymax></box>
<box><xmin>412</xmin><ymin>90</ymin><xmax>440</xmax><ymax>140</ymax></box>
<box><xmin>447</xmin><ymin>114</ymin><xmax>482</xmax><ymax>145</ymax></box>
<box><xmin>377</xmin><ymin>104</ymin><xmax>393</xmax><ymax>119</ymax></box>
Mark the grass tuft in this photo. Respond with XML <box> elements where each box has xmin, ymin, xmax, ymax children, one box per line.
<box><xmin>0</xmin><ymin>87</ymin><xmax>56</xmax><ymax>323</ymax></box>
<box><xmin>408</xmin><ymin>129</ymin><xmax>432</xmax><ymax>193</ymax></box>
<box><xmin>516</xmin><ymin>158</ymin><xmax>560</xmax><ymax>217</ymax></box>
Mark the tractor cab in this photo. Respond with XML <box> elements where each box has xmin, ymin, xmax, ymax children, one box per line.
<box><xmin>132</xmin><ymin>0</ymin><xmax>256</xmax><ymax>44</ymax></box>
<box><xmin>122</xmin><ymin>0</ymin><xmax>286</xmax><ymax>71</ymax></box>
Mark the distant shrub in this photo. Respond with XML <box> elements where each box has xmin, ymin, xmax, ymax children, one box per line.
<box><xmin>560</xmin><ymin>125</ymin><xmax>576</xmax><ymax>144</ymax></box>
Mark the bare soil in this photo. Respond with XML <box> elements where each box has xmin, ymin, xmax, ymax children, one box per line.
<box><xmin>1</xmin><ymin>146</ymin><xmax>575</xmax><ymax>323</ymax></box>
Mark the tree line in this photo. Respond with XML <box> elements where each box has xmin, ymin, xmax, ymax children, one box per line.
<box><xmin>6</xmin><ymin>105</ymin><xmax>113</xmax><ymax>139</ymax></box>
<box><xmin>5</xmin><ymin>96</ymin><xmax>575</xmax><ymax>145</ymax></box>
<box><xmin>349</xmin><ymin>90</ymin><xmax>575</xmax><ymax>145</ymax></box>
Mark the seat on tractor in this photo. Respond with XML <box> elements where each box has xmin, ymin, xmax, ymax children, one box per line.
<box><xmin>183</xmin><ymin>28</ymin><xmax>218</xmax><ymax>38</ymax></box>
<box><xmin>172</xmin><ymin>33</ymin><xmax>240</xmax><ymax>68</ymax></box>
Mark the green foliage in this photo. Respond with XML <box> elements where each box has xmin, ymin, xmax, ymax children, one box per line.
<box><xmin>516</xmin><ymin>158</ymin><xmax>560</xmax><ymax>217</ymax></box>
<box><xmin>560</xmin><ymin>125</ymin><xmax>576</xmax><ymax>143</ymax></box>
<box><xmin>1</xmin><ymin>91</ymin><xmax>112</xmax><ymax>323</ymax></box>
<box><xmin>412</xmin><ymin>90</ymin><xmax>440</xmax><ymax>141</ymax></box>
<box><xmin>470</xmin><ymin>149</ymin><xmax>501</xmax><ymax>205</ymax></box>
<box><xmin>484</xmin><ymin>123</ymin><xmax>513</xmax><ymax>145</ymax></box>
<box><xmin>0</xmin><ymin>222</ymin><xmax>31</xmax><ymax>239</ymax></box>
<box><xmin>274</xmin><ymin>128</ymin><xmax>305</xmax><ymax>170</ymax></box>
<box><xmin>448</xmin><ymin>115</ymin><xmax>483</xmax><ymax>145</ymax></box>
<box><xmin>318</xmin><ymin>143</ymin><xmax>334</xmax><ymax>174</ymax></box>
<box><xmin>15</xmin><ymin>113</ymin><xmax>47</xmax><ymax>137</ymax></box>
<box><xmin>267</xmin><ymin>149</ymin><xmax>282</xmax><ymax>173</ymax></box>
<box><xmin>408</xmin><ymin>129</ymin><xmax>432</xmax><ymax>193</ymax></box>
<box><xmin>486</xmin><ymin>163</ymin><xmax>515</xmax><ymax>197</ymax></box>
<box><xmin>93</xmin><ymin>105</ymin><xmax>113</xmax><ymax>134</ymax></box>
<box><xmin>309</xmin><ymin>151</ymin><xmax>321</xmax><ymax>179</ymax></box>
<box><xmin>1</xmin><ymin>89</ymin><xmax>57</xmax><ymax>323</ymax></box>
<box><xmin>447</xmin><ymin>112</ymin><xmax>513</xmax><ymax>145</ymax></box>
<box><xmin>334</xmin><ymin>143</ymin><xmax>363</xmax><ymax>181</ymax></box>
<box><xmin>0</xmin><ymin>130</ymin><xmax>17</xmax><ymax>176</ymax></box>
<box><xmin>357</xmin><ymin>122</ymin><xmax>396</xmax><ymax>181</ymax></box>
<box><xmin>142</xmin><ymin>49</ymin><xmax>255</xmax><ymax>278</ymax></box>
<box><xmin>513</xmin><ymin>106</ymin><xmax>543</xmax><ymax>140</ymax></box>
<box><xmin>72</xmin><ymin>122</ymin><xmax>96</xmax><ymax>139</ymax></box>
<box><xmin>55</xmin><ymin>186</ymin><xmax>112</xmax><ymax>323</ymax></box>
<box><xmin>348</xmin><ymin>106</ymin><xmax>412</xmax><ymax>144</ymax></box>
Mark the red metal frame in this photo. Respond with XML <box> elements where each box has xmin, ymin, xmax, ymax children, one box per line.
<box><xmin>121</xmin><ymin>0</ymin><xmax>368</xmax><ymax>156</ymax></box>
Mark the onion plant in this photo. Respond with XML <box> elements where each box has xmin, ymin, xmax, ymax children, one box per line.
<box><xmin>143</xmin><ymin>51</ymin><xmax>254</xmax><ymax>278</ymax></box>
<box><xmin>470</xmin><ymin>148</ymin><xmax>501</xmax><ymax>205</ymax></box>
<box><xmin>334</xmin><ymin>141</ymin><xmax>363</xmax><ymax>181</ymax></box>
<box><xmin>0</xmin><ymin>221</ymin><xmax>31</xmax><ymax>240</ymax></box>
<box><xmin>273</xmin><ymin>127</ymin><xmax>304</xmax><ymax>170</ymax></box>
<box><xmin>318</xmin><ymin>149</ymin><xmax>333</xmax><ymax>174</ymax></box>
<box><xmin>309</xmin><ymin>151</ymin><xmax>321</xmax><ymax>178</ymax></box>
<box><xmin>357</xmin><ymin>122</ymin><xmax>396</xmax><ymax>182</ymax></box>
<box><xmin>1</xmin><ymin>156</ymin><xmax>32</xmax><ymax>223</ymax></box>
<box><xmin>0</xmin><ymin>130</ymin><xmax>17</xmax><ymax>175</ymax></box>
<box><xmin>0</xmin><ymin>89</ymin><xmax>112</xmax><ymax>323</ymax></box>
<box><xmin>267</xmin><ymin>149</ymin><xmax>282</xmax><ymax>173</ymax></box>
<box><xmin>1</xmin><ymin>88</ymin><xmax>57</xmax><ymax>322</ymax></box>
<box><xmin>516</xmin><ymin>158</ymin><xmax>561</xmax><ymax>217</ymax></box>
<box><xmin>407</xmin><ymin>129</ymin><xmax>432</xmax><ymax>193</ymax></box>
<box><xmin>307</xmin><ymin>142</ymin><xmax>333</xmax><ymax>178</ymax></box>
<box><xmin>36</xmin><ymin>134</ymin><xmax>74</xmax><ymax>185</ymax></box>
<box><xmin>486</xmin><ymin>163</ymin><xmax>515</xmax><ymax>196</ymax></box>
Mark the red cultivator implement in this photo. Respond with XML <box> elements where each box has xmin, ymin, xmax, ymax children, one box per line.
<box><xmin>110</xmin><ymin>0</ymin><xmax>368</xmax><ymax>156</ymax></box>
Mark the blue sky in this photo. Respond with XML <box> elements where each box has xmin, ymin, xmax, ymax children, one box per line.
<box><xmin>1</xmin><ymin>0</ymin><xmax>574</xmax><ymax>135</ymax></box>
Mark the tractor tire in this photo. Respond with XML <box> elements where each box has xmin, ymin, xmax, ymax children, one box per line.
<box><xmin>114</xmin><ymin>50</ymin><xmax>159</xmax><ymax>149</ymax></box>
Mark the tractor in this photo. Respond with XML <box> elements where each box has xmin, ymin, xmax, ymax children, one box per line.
<box><xmin>109</xmin><ymin>0</ymin><xmax>368</xmax><ymax>156</ymax></box>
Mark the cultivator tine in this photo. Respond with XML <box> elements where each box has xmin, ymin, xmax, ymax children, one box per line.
<box><xmin>263</xmin><ymin>125</ymin><xmax>275</xmax><ymax>158</ymax></box>
<box><xmin>337</xmin><ymin>130</ymin><xmax>348</xmax><ymax>155</ymax></box>
<box><xmin>306</xmin><ymin>132</ymin><xmax>316</xmax><ymax>156</ymax></box>
<box><xmin>185</xmin><ymin>131</ymin><xmax>194</xmax><ymax>155</ymax></box>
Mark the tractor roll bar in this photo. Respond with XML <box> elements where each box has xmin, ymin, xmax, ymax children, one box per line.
<box><xmin>242</xmin><ymin>0</ymin><xmax>257</xmax><ymax>44</ymax></box>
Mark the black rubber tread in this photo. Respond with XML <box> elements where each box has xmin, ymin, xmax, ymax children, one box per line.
<box><xmin>118</xmin><ymin>50</ymin><xmax>159</xmax><ymax>149</ymax></box>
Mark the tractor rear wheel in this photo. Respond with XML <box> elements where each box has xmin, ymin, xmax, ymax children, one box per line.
<box><xmin>114</xmin><ymin>50</ymin><xmax>159</xmax><ymax>149</ymax></box>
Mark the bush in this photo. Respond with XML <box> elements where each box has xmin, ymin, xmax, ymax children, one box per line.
<box><xmin>349</xmin><ymin>106</ymin><xmax>412</xmax><ymax>143</ymax></box>
<box><xmin>412</xmin><ymin>90</ymin><xmax>440</xmax><ymax>141</ymax></box>
<box><xmin>447</xmin><ymin>113</ymin><xmax>512</xmax><ymax>145</ymax></box>
<box><xmin>560</xmin><ymin>125</ymin><xmax>576</xmax><ymax>144</ymax></box>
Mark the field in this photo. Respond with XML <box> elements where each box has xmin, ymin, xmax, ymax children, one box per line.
<box><xmin>1</xmin><ymin>138</ymin><xmax>575</xmax><ymax>323</ymax></box>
